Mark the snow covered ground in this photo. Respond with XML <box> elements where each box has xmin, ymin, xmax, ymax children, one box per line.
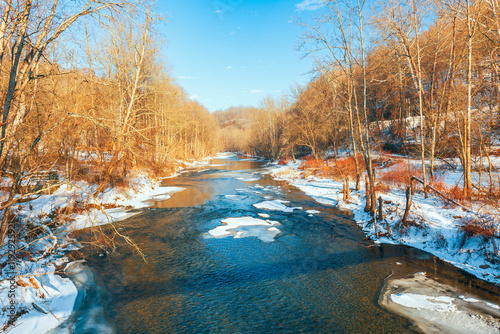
<box><xmin>0</xmin><ymin>155</ymin><xmax>215</xmax><ymax>333</ymax></box>
<box><xmin>267</xmin><ymin>159</ymin><xmax>500</xmax><ymax>286</ymax></box>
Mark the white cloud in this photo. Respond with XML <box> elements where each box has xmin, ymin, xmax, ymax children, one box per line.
<box><xmin>250</xmin><ymin>89</ymin><xmax>263</xmax><ymax>94</ymax></box>
<box><xmin>190</xmin><ymin>95</ymin><xmax>199</xmax><ymax>100</ymax></box>
<box><xmin>226</xmin><ymin>66</ymin><xmax>232</xmax><ymax>70</ymax></box>
<box><xmin>295</xmin><ymin>0</ymin><xmax>325</xmax><ymax>12</ymax></box>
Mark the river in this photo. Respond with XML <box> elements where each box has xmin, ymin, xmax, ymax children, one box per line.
<box><xmin>61</xmin><ymin>155</ymin><xmax>500</xmax><ymax>333</ymax></box>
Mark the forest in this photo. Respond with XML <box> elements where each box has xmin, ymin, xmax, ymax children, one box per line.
<box><xmin>2</xmin><ymin>0</ymin><xmax>500</xmax><ymax>331</ymax></box>
<box><xmin>0</xmin><ymin>0</ymin><xmax>219</xmax><ymax>245</ymax></box>
<box><xmin>219</xmin><ymin>0</ymin><xmax>500</xmax><ymax>211</ymax></box>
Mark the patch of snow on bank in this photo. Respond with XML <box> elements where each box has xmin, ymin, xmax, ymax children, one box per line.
<box><xmin>0</xmin><ymin>263</ymin><xmax>78</xmax><ymax>334</ymax></box>
<box><xmin>381</xmin><ymin>273</ymin><xmax>500</xmax><ymax>334</ymax></box>
<box><xmin>390</xmin><ymin>293</ymin><xmax>456</xmax><ymax>312</ymax></box>
<box><xmin>208</xmin><ymin>217</ymin><xmax>281</xmax><ymax>242</ymax></box>
<box><xmin>268</xmin><ymin>160</ymin><xmax>500</xmax><ymax>285</ymax></box>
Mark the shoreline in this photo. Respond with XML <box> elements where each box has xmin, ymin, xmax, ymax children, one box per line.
<box><xmin>0</xmin><ymin>156</ymin><xmax>215</xmax><ymax>333</ymax></box>
<box><xmin>266</xmin><ymin>160</ymin><xmax>500</xmax><ymax>287</ymax></box>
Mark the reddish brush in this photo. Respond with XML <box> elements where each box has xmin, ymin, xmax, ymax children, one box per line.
<box><xmin>431</xmin><ymin>180</ymin><xmax>465</xmax><ymax>203</ymax></box>
<box><xmin>378</xmin><ymin>161</ymin><xmax>422</xmax><ymax>186</ymax></box>
<box><xmin>459</xmin><ymin>217</ymin><xmax>497</xmax><ymax>242</ymax></box>
<box><xmin>278</xmin><ymin>157</ymin><xmax>289</xmax><ymax>165</ymax></box>
<box><xmin>300</xmin><ymin>155</ymin><xmax>364</xmax><ymax>180</ymax></box>
<box><xmin>299</xmin><ymin>156</ymin><xmax>326</xmax><ymax>170</ymax></box>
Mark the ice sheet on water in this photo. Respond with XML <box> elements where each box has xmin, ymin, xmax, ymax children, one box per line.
<box><xmin>225</xmin><ymin>194</ymin><xmax>247</xmax><ymax>201</ymax></box>
<box><xmin>237</xmin><ymin>175</ymin><xmax>261</xmax><ymax>182</ymax></box>
<box><xmin>208</xmin><ymin>217</ymin><xmax>281</xmax><ymax>242</ymax></box>
<box><xmin>253</xmin><ymin>200</ymin><xmax>300</xmax><ymax>213</ymax></box>
<box><xmin>306</xmin><ymin>210</ymin><xmax>321</xmax><ymax>214</ymax></box>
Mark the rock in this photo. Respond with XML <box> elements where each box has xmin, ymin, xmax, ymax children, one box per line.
<box><xmin>479</xmin><ymin>264</ymin><xmax>490</xmax><ymax>269</ymax></box>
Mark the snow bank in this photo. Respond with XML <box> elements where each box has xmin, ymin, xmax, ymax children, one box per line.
<box><xmin>268</xmin><ymin>161</ymin><xmax>500</xmax><ymax>285</ymax></box>
<box><xmin>0</xmin><ymin>262</ymin><xmax>78</xmax><ymax>334</ymax></box>
<box><xmin>208</xmin><ymin>217</ymin><xmax>281</xmax><ymax>242</ymax></box>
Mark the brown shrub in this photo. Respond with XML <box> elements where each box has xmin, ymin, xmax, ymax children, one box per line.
<box><xmin>299</xmin><ymin>156</ymin><xmax>326</xmax><ymax>170</ymax></box>
<box><xmin>378</xmin><ymin>161</ymin><xmax>423</xmax><ymax>187</ymax></box>
<box><xmin>278</xmin><ymin>157</ymin><xmax>289</xmax><ymax>165</ymax></box>
<box><xmin>431</xmin><ymin>180</ymin><xmax>465</xmax><ymax>203</ymax></box>
<box><xmin>299</xmin><ymin>155</ymin><xmax>365</xmax><ymax>181</ymax></box>
<box><xmin>459</xmin><ymin>217</ymin><xmax>498</xmax><ymax>245</ymax></box>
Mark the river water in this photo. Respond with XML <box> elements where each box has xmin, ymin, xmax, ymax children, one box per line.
<box><xmin>69</xmin><ymin>155</ymin><xmax>500</xmax><ymax>333</ymax></box>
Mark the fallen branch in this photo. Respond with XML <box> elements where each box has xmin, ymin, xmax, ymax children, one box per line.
<box><xmin>411</xmin><ymin>176</ymin><xmax>474</xmax><ymax>213</ymax></box>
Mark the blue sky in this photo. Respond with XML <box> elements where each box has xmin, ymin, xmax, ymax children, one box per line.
<box><xmin>159</xmin><ymin>0</ymin><xmax>322</xmax><ymax>112</ymax></box>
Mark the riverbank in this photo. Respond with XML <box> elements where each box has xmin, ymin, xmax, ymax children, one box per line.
<box><xmin>267</xmin><ymin>156</ymin><xmax>500</xmax><ymax>287</ymax></box>
<box><xmin>0</xmin><ymin>157</ymin><xmax>214</xmax><ymax>333</ymax></box>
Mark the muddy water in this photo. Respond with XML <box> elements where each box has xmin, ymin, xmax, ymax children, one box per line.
<box><xmin>70</xmin><ymin>156</ymin><xmax>500</xmax><ymax>333</ymax></box>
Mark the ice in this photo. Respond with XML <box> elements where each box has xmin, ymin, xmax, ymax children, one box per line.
<box><xmin>237</xmin><ymin>175</ymin><xmax>261</xmax><ymax>182</ymax></box>
<box><xmin>225</xmin><ymin>194</ymin><xmax>246</xmax><ymax>201</ymax></box>
<box><xmin>208</xmin><ymin>217</ymin><xmax>281</xmax><ymax>242</ymax></box>
<box><xmin>380</xmin><ymin>273</ymin><xmax>500</xmax><ymax>334</ymax></box>
<box><xmin>267</xmin><ymin>159</ymin><xmax>500</xmax><ymax>285</ymax></box>
<box><xmin>214</xmin><ymin>152</ymin><xmax>237</xmax><ymax>159</ymax></box>
<box><xmin>390</xmin><ymin>293</ymin><xmax>456</xmax><ymax>312</ymax></box>
<box><xmin>258</xmin><ymin>213</ymin><xmax>270</xmax><ymax>218</ymax></box>
<box><xmin>253</xmin><ymin>200</ymin><xmax>300</xmax><ymax>212</ymax></box>
<box><xmin>306</xmin><ymin>210</ymin><xmax>321</xmax><ymax>214</ymax></box>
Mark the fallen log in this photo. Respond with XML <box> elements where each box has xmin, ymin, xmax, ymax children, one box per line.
<box><xmin>411</xmin><ymin>176</ymin><xmax>474</xmax><ymax>213</ymax></box>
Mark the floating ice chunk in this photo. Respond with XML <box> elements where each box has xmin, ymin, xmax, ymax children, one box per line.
<box><xmin>306</xmin><ymin>210</ymin><xmax>321</xmax><ymax>214</ymax></box>
<box><xmin>258</xmin><ymin>213</ymin><xmax>270</xmax><ymax>218</ymax></box>
<box><xmin>225</xmin><ymin>194</ymin><xmax>246</xmax><ymax>201</ymax></box>
<box><xmin>208</xmin><ymin>217</ymin><xmax>281</xmax><ymax>242</ymax></box>
<box><xmin>237</xmin><ymin>175</ymin><xmax>261</xmax><ymax>182</ymax></box>
<box><xmin>253</xmin><ymin>200</ymin><xmax>299</xmax><ymax>212</ymax></box>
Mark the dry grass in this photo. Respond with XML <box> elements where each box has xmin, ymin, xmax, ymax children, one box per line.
<box><xmin>278</xmin><ymin>157</ymin><xmax>289</xmax><ymax>165</ymax></box>
<box><xmin>432</xmin><ymin>180</ymin><xmax>466</xmax><ymax>203</ymax></box>
<box><xmin>378</xmin><ymin>161</ymin><xmax>423</xmax><ymax>187</ymax></box>
<box><xmin>459</xmin><ymin>216</ymin><xmax>498</xmax><ymax>249</ymax></box>
<box><xmin>300</xmin><ymin>155</ymin><xmax>365</xmax><ymax>181</ymax></box>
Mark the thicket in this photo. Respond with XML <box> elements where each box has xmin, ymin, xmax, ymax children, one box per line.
<box><xmin>218</xmin><ymin>0</ymin><xmax>500</xmax><ymax>205</ymax></box>
<box><xmin>0</xmin><ymin>0</ymin><xmax>219</xmax><ymax>246</ymax></box>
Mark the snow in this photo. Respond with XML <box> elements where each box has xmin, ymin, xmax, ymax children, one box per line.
<box><xmin>381</xmin><ymin>272</ymin><xmax>500</xmax><ymax>334</ymax></box>
<box><xmin>268</xmin><ymin>159</ymin><xmax>500</xmax><ymax>285</ymax></box>
<box><xmin>68</xmin><ymin>182</ymin><xmax>186</xmax><ymax>230</ymax></box>
<box><xmin>306</xmin><ymin>210</ymin><xmax>321</xmax><ymax>215</ymax></box>
<box><xmin>237</xmin><ymin>175</ymin><xmax>261</xmax><ymax>182</ymax></box>
<box><xmin>0</xmin><ymin>263</ymin><xmax>78</xmax><ymax>334</ymax></box>
<box><xmin>390</xmin><ymin>293</ymin><xmax>456</xmax><ymax>312</ymax></box>
<box><xmin>258</xmin><ymin>213</ymin><xmax>270</xmax><ymax>218</ymax></box>
<box><xmin>0</xmin><ymin>163</ymin><xmax>196</xmax><ymax>332</ymax></box>
<box><xmin>208</xmin><ymin>217</ymin><xmax>281</xmax><ymax>242</ymax></box>
<box><xmin>225</xmin><ymin>194</ymin><xmax>247</xmax><ymax>201</ymax></box>
<box><xmin>252</xmin><ymin>200</ymin><xmax>301</xmax><ymax>213</ymax></box>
